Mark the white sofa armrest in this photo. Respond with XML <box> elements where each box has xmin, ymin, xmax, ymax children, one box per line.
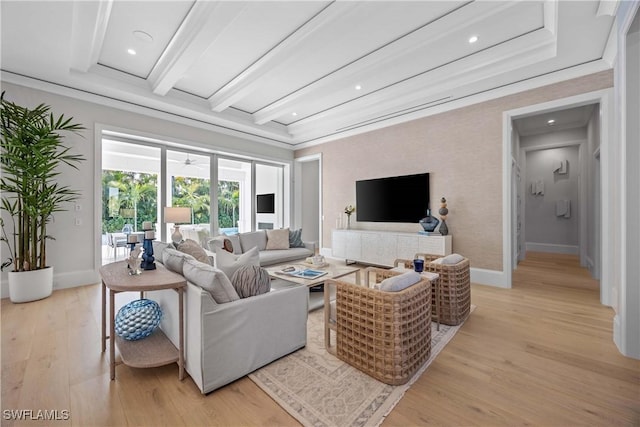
<box><xmin>149</xmin><ymin>281</ymin><xmax>308</xmax><ymax>394</ymax></box>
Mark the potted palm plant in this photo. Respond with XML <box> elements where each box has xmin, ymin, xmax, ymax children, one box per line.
<box><xmin>0</xmin><ymin>92</ymin><xmax>85</xmax><ymax>303</ymax></box>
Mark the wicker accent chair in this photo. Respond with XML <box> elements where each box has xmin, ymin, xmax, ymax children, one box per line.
<box><xmin>394</xmin><ymin>254</ymin><xmax>471</xmax><ymax>326</ymax></box>
<box><xmin>323</xmin><ymin>267</ymin><xmax>432</xmax><ymax>385</ymax></box>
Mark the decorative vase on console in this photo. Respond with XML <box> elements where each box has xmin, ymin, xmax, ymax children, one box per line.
<box><xmin>438</xmin><ymin>197</ymin><xmax>449</xmax><ymax>236</ymax></box>
<box><xmin>344</xmin><ymin>205</ymin><xmax>355</xmax><ymax>230</ymax></box>
<box><xmin>419</xmin><ymin>208</ymin><xmax>440</xmax><ymax>233</ymax></box>
<box><xmin>140</xmin><ymin>221</ymin><xmax>157</xmax><ymax>270</ymax></box>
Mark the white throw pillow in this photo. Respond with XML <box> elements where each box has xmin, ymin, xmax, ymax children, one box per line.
<box><xmin>379</xmin><ymin>271</ymin><xmax>422</xmax><ymax>292</ymax></box>
<box><xmin>215</xmin><ymin>246</ymin><xmax>260</xmax><ymax>279</ymax></box>
<box><xmin>266</xmin><ymin>228</ymin><xmax>290</xmax><ymax>250</ymax></box>
<box><xmin>182</xmin><ymin>258</ymin><xmax>239</xmax><ymax>303</ymax></box>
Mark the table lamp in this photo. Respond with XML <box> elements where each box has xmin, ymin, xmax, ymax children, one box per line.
<box><xmin>164</xmin><ymin>206</ymin><xmax>191</xmax><ymax>245</ymax></box>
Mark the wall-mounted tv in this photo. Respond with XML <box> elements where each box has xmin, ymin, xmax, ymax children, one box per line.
<box><xmin>256</xmin><ymin>193</ymin><xmax>275</xmax><ymax>213</ymax></box>
<box><xmin>356</xmin><ymin>173</ymin><xmax>430</xmax><ymax>223</ymax></box>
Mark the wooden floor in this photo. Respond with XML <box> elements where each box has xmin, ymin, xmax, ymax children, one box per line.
<box><xmin>2</xmin><ymin>252</ymin><xmax>638</xmax><ymax>426</ymax></box>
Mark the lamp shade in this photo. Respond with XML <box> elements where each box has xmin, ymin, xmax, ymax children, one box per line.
<box><xmin>164</xmin><ymin>207</ymin><xmax>191</xmax><ymax>224</ymax></box>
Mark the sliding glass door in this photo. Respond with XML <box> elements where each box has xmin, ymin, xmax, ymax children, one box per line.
<box><xmin>101</xmin><ymin>140</ymin><xmax>161</xmax><ymax>262</ymax></box>
<box><xmin>166</xmin><ymin>150</ymin><xmax>211</xmax><ymax>246</ymax></box>
<box><xmin>217</xmin><ymin>158</ymin><xmax>252</xmax><ymax>234</ymax></box>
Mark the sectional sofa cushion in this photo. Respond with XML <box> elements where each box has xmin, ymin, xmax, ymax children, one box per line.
<box><xmin>239</xmin><ymin>230</ymin><xmax>267</xmax><ymax>252</ymax></box>
<box><xmin>177</xmin><ymin>239</ymin><xmax>211</xmax><ymax>265</ymax></box>
<box><xmin>183</xmin><ymin>258</ymin><xmax>239</xmax><ymax>303</ymax></box>
<box><xmin>266</xmin><ymin>228</ymin><xmax>290</xmax><ymax>250</ymax></box>
<box><xmin>215</xmin><ymin>246</ymin><xmax>260</xmax><ymax>279</ymax></box>
<box><xmin>162</xmin><ymin>248</ymin><xmax>195</xmax><ymax>275</ymax></box>
<box><xmin>231</xmin><ymin>265</ymin><xmax>271</xmax><ymax>298</ymax></box>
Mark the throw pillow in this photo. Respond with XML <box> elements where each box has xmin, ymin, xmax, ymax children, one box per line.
<box><xmin>182</xmin><ymin>258</ymin><xmax>239</xmax><ymax>303</ymax></box>
<box><xmin>238</xmin><ymin>230</ymin><xmax>267</xmax><ymax>252</ymax></box>
<box><xmin>162</xmin><ymin>247</ymin><xmax>195</xmax><ymax>275</ymax></box>
<box><xmin>231</xmin><ymin>265</ymin><xmax>271</xmax><ymax>298</ymax></box>
<box><xmin>177</xmin><ymin>239</ymin><xmax>211</xmax><ymax>265</ymax></box>
<box><xmin>266</xmin><ymin>228</ymin><xmax>290</xmax><ymax>250</ymax></box>
<box><xmin>152</xmin><ymin>241</ymin><xmax>175</xmax><ymax>265</ymax></box>
<box><xmin>288</xmin><ymin>228</ymin><xmax>305</xmax><ymax>248</ymax></box>
<box><xmin>442</xmin><ymin>253</ymin><xmax>465</xmax><ymax>264</ymax></box>
<box><xmin>379</xmin><ymin>271</ymin><xmax>422</xmax><ymax>292</ymax></box>
<box><xmin>215</xmin><ymin>246</ymin><xmax>260</xmax><ymax>279</ymax></box>
<box><xmin>225</xmin><ymin>234</ymin><xmax>242</xmax><ymax>254</ymax></box>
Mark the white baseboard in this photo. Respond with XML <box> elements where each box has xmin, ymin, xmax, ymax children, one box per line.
<box><xmin>525</xmin><ymin>242</ymin><xmax>579</xmax><ymax>255</ymax></box>
<box><xmin>320</xmin><ymin>247</ymin><xmax>509</xmax><ymax>288</ymax></box>
<box><xmin>1</xmin><ymin>269</ymin><xmax>100</xmax><ymax>299</ymax></box>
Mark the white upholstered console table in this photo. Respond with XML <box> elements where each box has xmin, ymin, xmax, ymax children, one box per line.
<box><xmin>332</xmin><ymin>229</ymin><xmax>452</xmax><ymax>267</ymax></box>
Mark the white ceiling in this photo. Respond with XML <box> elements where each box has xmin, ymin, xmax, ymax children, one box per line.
<box><xmin>0</xmin><ymin>1</ymin><xmax>618</xmax><ymax>149</ymax></box>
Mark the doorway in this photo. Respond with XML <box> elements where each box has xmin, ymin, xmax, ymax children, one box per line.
<box><xmin>502</xmin><ymin>89</ymin><xmax>611</xmax><ymax>299</ymax></box>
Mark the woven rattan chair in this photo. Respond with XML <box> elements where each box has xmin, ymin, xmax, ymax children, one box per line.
<box><xmin>394</xmin><ymin>254</ymin><xmax>470</xmax><ymax>326</ymax></box>
<box><xmin>323</xmin><ymin>267</ymin><xmax>432</xmax><ymax>385</ymax></box>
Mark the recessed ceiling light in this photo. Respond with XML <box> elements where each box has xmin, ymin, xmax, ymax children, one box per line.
<box><xmin>355</xmin><ymin>84</ymin><xmax>362</xmax><ymax>91</ymax></box>
<box><xmin>547</xmin><ymin>119</ymin><xmax>556</xmax><ymax>125</ymax></box>
<box><xmin>127</xmin><ymin>48</ymin><xmax>137</xmax><ymax>55</ymax></box>
<box><xmin>133</xmin><ymin>30</ymin><xmax>154</xmax><ymax>43</ymax></box>
<box><xmin>468</xmin><ymin>35</ymin><xmax>478</xmax><ymax>44</ymax></box>
<box><xmin>292</xmin><ymin>112</ymin><xmax>298</xmax><ymax>117</ymax></box>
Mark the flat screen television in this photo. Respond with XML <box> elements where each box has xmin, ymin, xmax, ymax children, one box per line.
<box><xmin>356</xmin><ymin>173</ymin><xmax>430</xmax><ymax>223</ymax></box>
<box><xmin>256</xmin><ymin>193</ymin><xmax>275</xmax><ymax>213</ymax></box>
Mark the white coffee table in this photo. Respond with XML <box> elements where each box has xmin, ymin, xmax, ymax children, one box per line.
<box><xmin>266</xmin><ymin>260</ymin><xmax>361</xmax><ymax>311</ymax></box>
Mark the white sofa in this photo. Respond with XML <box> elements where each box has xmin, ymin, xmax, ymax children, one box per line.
<box><xmin>147</xmin><ymin>244</ymin><xmax>308</xmax><ymax>394</ymax></box>
<box><xmin>208</xmin><ymin>229</ymin><xmax>315</xmax><ymax>266</ymax></box>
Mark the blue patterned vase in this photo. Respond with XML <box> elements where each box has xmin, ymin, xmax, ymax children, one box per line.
<box><xmin>115</xmin><ymin>299</ymin><xmax>162</xmax><ymax>341</ymax></box>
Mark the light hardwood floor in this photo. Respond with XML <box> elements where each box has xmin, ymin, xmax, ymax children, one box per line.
<box><xmin>2</xmin><ymin>252</ymin><xmax>638</xmax><ymax>426</ymax></box>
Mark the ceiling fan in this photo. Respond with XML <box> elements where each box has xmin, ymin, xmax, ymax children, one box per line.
<box><xmin>184</xmin><ymin>154</ymin><xmax>198</xmax><ymax>166</ymax></box>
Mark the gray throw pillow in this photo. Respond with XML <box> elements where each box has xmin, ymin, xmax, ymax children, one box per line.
<box><xmin>214</xmin><ymin>246</ymin><xmax>260</xmax><ymax>279</ymax></box>
<box><xmin>231</xmin><ymin>265</ymin><xmax>271</xmax><ymax>298</ymax></box>
<box><xmin>288</xmin><ymin>228</ymin><xmax>305</xmax><ymax>248</ymax></box>
<box><xmin>238</xmin><ymin>230</ymin><xmax>267</xmax><ymax>252</ymax></box>
<box><xmin>182</xmin><ymin>258</ymin><xmax>239</xmax><ymax>303</ymax></box>
<box><xmin>162</xmin><ymin>248</ymin><xmax>195</xmax><ymax>275</ymax></box>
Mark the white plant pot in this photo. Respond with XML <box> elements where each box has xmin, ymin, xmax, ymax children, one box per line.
<box><xmin>8</xmin><ymin>267</ymin><xmax>54</xmax><ymax>303</ymax></box>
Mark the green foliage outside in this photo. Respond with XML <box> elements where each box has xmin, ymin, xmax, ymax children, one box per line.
<box><xmin>101</xmin><ymin>170</ymin><xmax>240</xmax><ymax>233</ymax></box>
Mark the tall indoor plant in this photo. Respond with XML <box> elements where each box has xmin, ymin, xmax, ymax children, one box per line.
<box><xmin>0</xmin><ymin>92</ymin><xmax>85</xmax><ymax>302</ymax></box>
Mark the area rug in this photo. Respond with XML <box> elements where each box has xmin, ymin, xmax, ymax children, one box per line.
<box><xmin>249</xmin><ymin>306</ymin><xmax>474</xmax><ymax>427</ymax></box>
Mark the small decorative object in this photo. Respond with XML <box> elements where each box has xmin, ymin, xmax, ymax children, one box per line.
<box><xmin>128</xmin><ymin>246</ymin><xmax>143</xmax><ymax>275</ymax></box>
<box><xmin>419</xmin><ymin>209</ymin><xmax>440</xmax><ymax>232</ymax></box>
<box><xmin>438</xmin><ymin>197</ymin><xmax>449</xmax><ymax>236</ymax></box>
<box><xmin>141</xmin><ymin>223</ymin><xmax>156</xmax><ymax>270</ymax></box>
<box><xmin>115</xmin><ymin>299</ymin><xmax>162</xmax><ymax>341</ymax></box>
<box><xmin>413</xmin><ymin>258</ymin><xmax>424</xmax><ymax>273</ymax></box>
<box><xmin>344</xmin><ymin>204</ymin><xmax>355</xmax><ymax>230</ymax></box>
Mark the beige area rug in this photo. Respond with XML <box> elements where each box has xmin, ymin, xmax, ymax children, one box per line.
<box><xmin>249</xmin><ymin>306</ymin><xmax>474</xmax><ymax>427</ymax></box>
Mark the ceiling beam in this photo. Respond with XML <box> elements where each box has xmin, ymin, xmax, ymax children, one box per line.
<box><xmin>207</xmin><ymin>2</ymin><xmax>361</xmax><ymax>113</ymax></box>
<box><xmin>70</xmin><ymin>0</ymin><xmax>113</xmax><ymax>73</ymax></box>
<box><xmin>287</xmin><ymin>28</ymin><xmax>558</xmax><ymax>139</ymax></box>
<box><xmin>148</xmin><ymin>1</ymin><xmax>248</xmax><ymax>96</ymax></box>
<box><xmin>252</xmin><ymin>1</ymin><xmax>521</xmax><ymax>125</ymax></box>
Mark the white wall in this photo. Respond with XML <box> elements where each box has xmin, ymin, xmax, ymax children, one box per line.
<box><xmin>586</xmin><ymin>106</ymin><xmax>601</xmax><ymax>277</ymax></box>
<box><xmin>612</xmin><ymin>0</ymin><xmax>640</xmax><ymax>359</ymax></box>
<box><xmin>0</xmin><ymin>82</ymin><xmax>293</xmax><ymax>297</ymax></box>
